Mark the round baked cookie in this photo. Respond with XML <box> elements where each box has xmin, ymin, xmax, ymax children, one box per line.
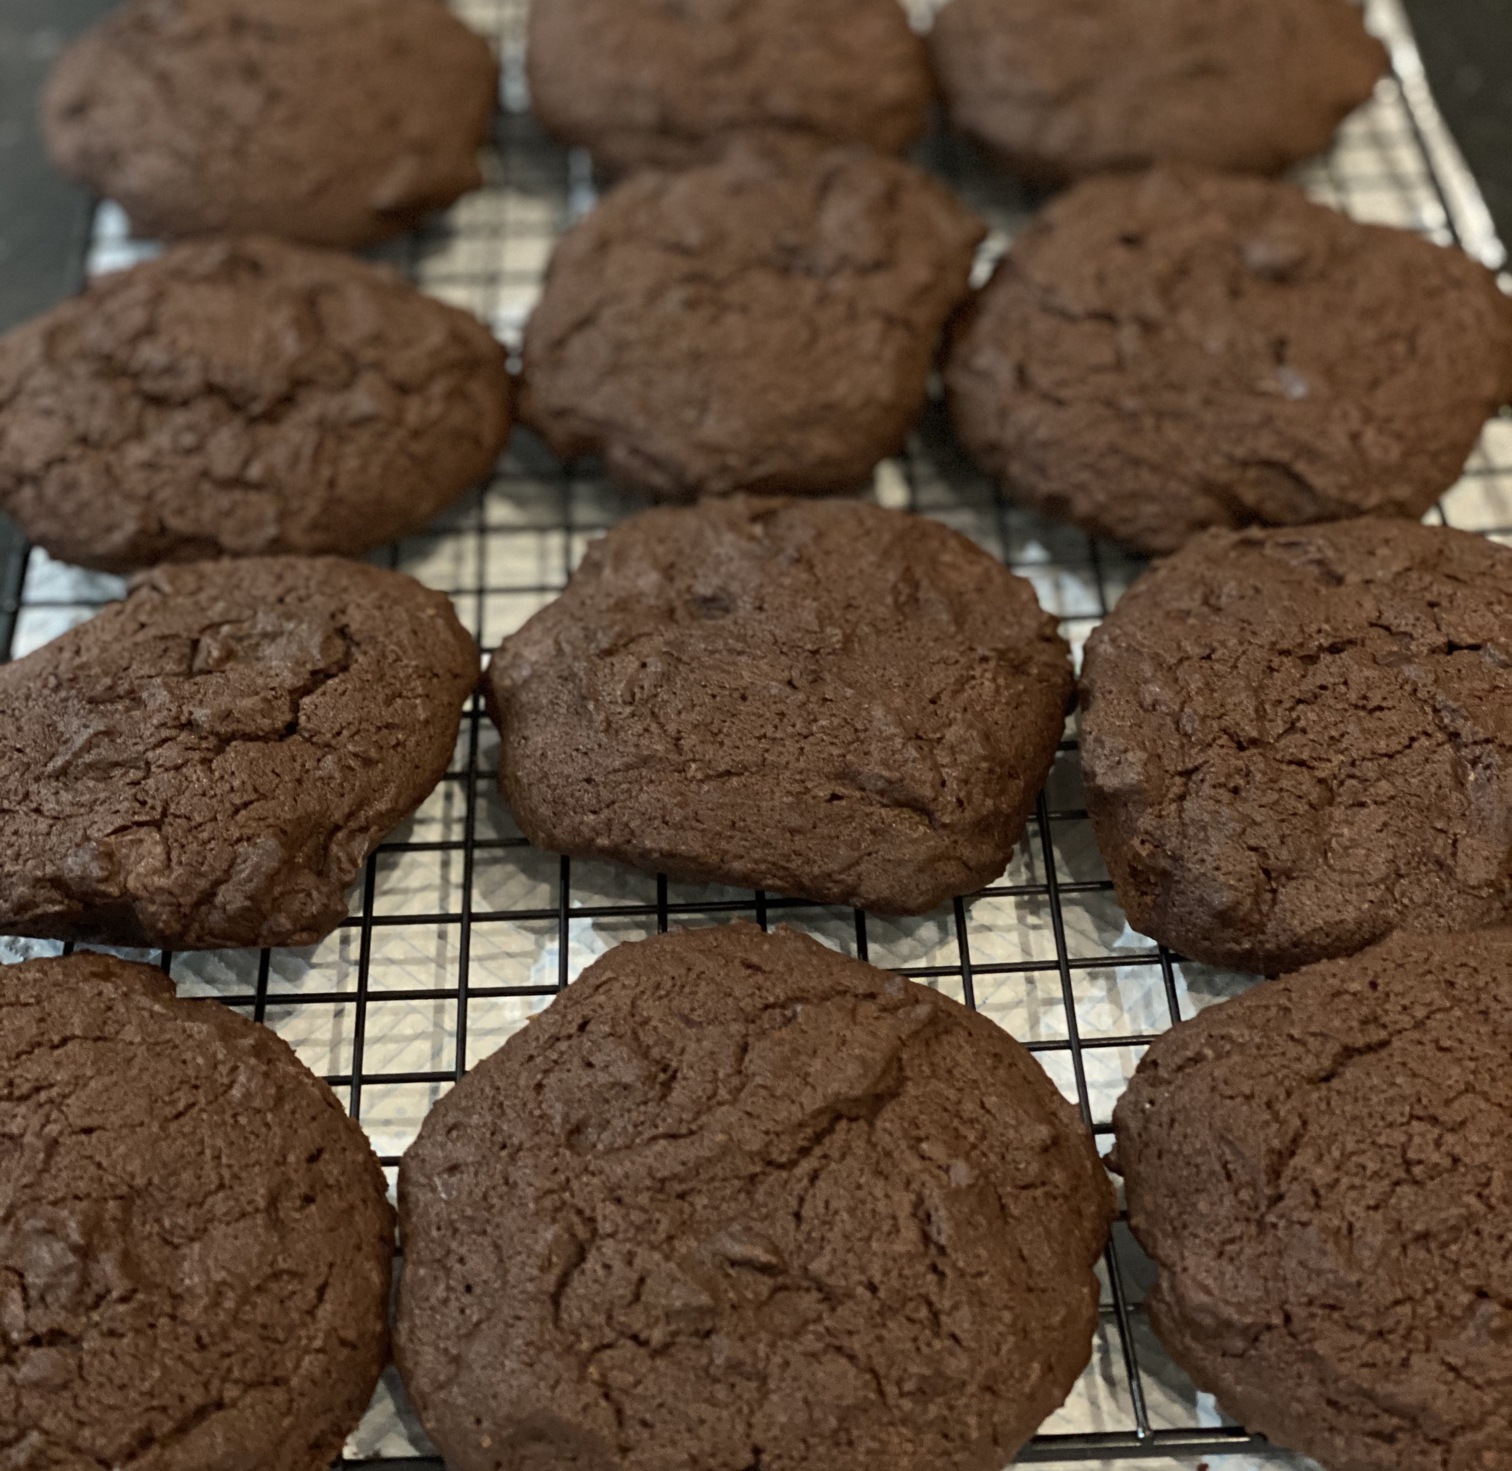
<box><xmin>1113</xmin><ymin>928</ymin><xmax>1512</xmax><ymax>1471</ymax></box>
<box><xmin>519</xmin><ymin>139</ymin><xmax>984</xmax><ymax>501</ymax></box>
<box><xmin>929</xmin><ymin>0</ymin><xmax>1387</xmax><ymax>183</ymax></box>
<box><xmin>1081</xmin><ymin>520</ymin><xmax>1512</xmax><ymax>976</ymax></box>
<box><xmin>0</xmin><ymin>237</ymin><xmax>512</xmax><ymax>573</ymax></box>
<box><xmin>397</xmin><ymin>923</ymin><xmax>1114</xmax><ymax>1471</ymax></box>
<box><xmin>0</xmin><ymin>556</ymin><xmax>478</xmax><ymax>950</ymax></box>
<box><xmin>945</xmin><ymin>167</ymin><xmax>1512</xmax><ymax>556</ymax></box>
<box><xmin>1</xmin><ymin>951</ymin><xmax>394</xmax><ymax>1471</ymax></box>
<box><xmin>526</xmin><ymin>0</ymin><xmax>932</xmax><ymax>176</ymax></box>
<box><xmin>42</xmin><ymin>0</ymin><xmax>497</xmax><ymax>247</ymax></box>
<box><xmin>485</xmin><ymin>496</ymin><xmax>1073</xmax><ymax>914</ymax></box>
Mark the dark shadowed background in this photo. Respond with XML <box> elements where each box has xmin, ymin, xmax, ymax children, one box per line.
<box><xmin>1404</xmin><ymin>0</ymin><xmax>1512</xmax><ymax>240</ymax></box>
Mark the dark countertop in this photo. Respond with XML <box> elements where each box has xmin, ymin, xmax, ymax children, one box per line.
<box><xmin>1404</xmin><ymin>0</ymin><xmax>1512</xmax><ymax>243</ymax></box>
<box><xmin>0</xmin><ymin>0</ymin><xmax>110</xmax><ymax>331</ymax></box>
<box><xmin>1</xmin><ymin>0</ymin><xmax>1509</xmax><ymax>328</ymax></box>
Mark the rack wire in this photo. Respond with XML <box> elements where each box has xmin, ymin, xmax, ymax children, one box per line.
<box><xmin>3</xmin><ymin>1</ymin><xmax>1510</xmax><ymax>1466</ymax></box>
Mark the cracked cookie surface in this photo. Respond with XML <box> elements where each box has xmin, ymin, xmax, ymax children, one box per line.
<box><xmin>0</xmin><ymin>951</ymin><xmax>394</xmax><ymax>1471</ymax></box>
<box><xmin>944</xmin><ymin>168</ymin><xmax>1512</xmax><ymax>555</ymax></box>
<box><xmin>1080</xmin><ymin>519</ymin><xmax>1512</xmax><ymax>974</ymax></box>
<box><xmin>0</xmin><ymin>237</ymin><xmax>511</xmax><ymax>573</ymax></box>
<box><xmin>1112</xmin><ymin>928</ymin><xmax>1512</xmax><ymax>1471</ymax></box>
<box><xmin>519</xmin><ymin>140</ymin><xmax>984</xmax><ymax>501</ymax></box>
<box><xmin>929</xmin><ymin>0</ymin><xmax>1386</xmax><ymax>182</ymax></box>
<box><xmin>0</xmin><ymin>556</ymin><xmax>477</xmax><ymax>950</ymax></box>
<box><xmin>483</xmin><ymin>496</ymin><xmax>1073</xmax><ymax>914</ymax></box>
<box><xmin>396</xmin><ymin>923</ymin><xmax>1114</xmax><ymax>1471</ymax></box>
<box><xmin>527</xmin><ymin>0</ymin><xmax>932</xmax><ymax>176</ymax></box>
<box><xmin>42</xmin><ymin>0</ymin><xmax>497</xmax><ymax>248</ymax></box>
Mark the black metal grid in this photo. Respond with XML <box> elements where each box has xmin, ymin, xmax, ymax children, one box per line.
<box><xmin>3</xmin><ymin>0</ymin><xmax>1511</xmax><ymax>1465</ymax></box>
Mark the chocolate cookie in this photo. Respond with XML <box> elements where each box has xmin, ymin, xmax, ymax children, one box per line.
<box><xmin>526</xmin><ymin>0</ymin><xmax>932</xmax><ymax>176</ymax></box>
<box><xmin>945</xmin><ymin>168</ymin><xmax>1512</xmax><ymax>556</ymax></box>
<box><xmin>929</xmin><ymin>0</ymin><xmax>1387</xmax><ymax>183</ymax></box>
<box><xmin>42</xmin><ymin>0</ymin><xmax>497</xmax><ymax>247</ymax></box>
<box><xmin>1</xmin><ymin>951</ymin><xmax>394</xmax><ymax>1471</ymax></box>
<box><xmin>0</xmin><ymin>556</ymin><xmax>477</xmax><ymax>950</ymax></box>
<box><xmin>1113</xmin><ymin>928</ymin><xmax>1512</xmax><ymax>1471</ymax></box>
<box><xmin>485</xmin><ymin>496</ymin><xmax>1073</xmax><ymax>914</ymax></box>
<box><xmin>397</xmin><ymin>923</ymin><xmax>1113</xmax><ymax>1471</ymax></box>
<box><xmin>519</xmin><ymin>140</ymin><xmax>984</xmax><ymax>501</ymax></box>
<box><xmin>1081</xmin><ymin>519</ymin><xmax>1512</xmax><ymax>975</ymax></box>
<box><xmin>0</xmin><ymin>237</ymin><xmax>511</xmax><ymax>573</ymax></box>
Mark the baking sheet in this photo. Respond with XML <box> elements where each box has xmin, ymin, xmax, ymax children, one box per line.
<box><xmin>4</xmin><ymin>0</ymin><xmax>1510</xmax><ymax>1464</ymax></box>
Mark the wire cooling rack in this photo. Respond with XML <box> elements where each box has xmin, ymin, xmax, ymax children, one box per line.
<box><xmin>4</xmin><ymin>1</ymin><xmax>1511</xmax><ymax>1466</ymax></box>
